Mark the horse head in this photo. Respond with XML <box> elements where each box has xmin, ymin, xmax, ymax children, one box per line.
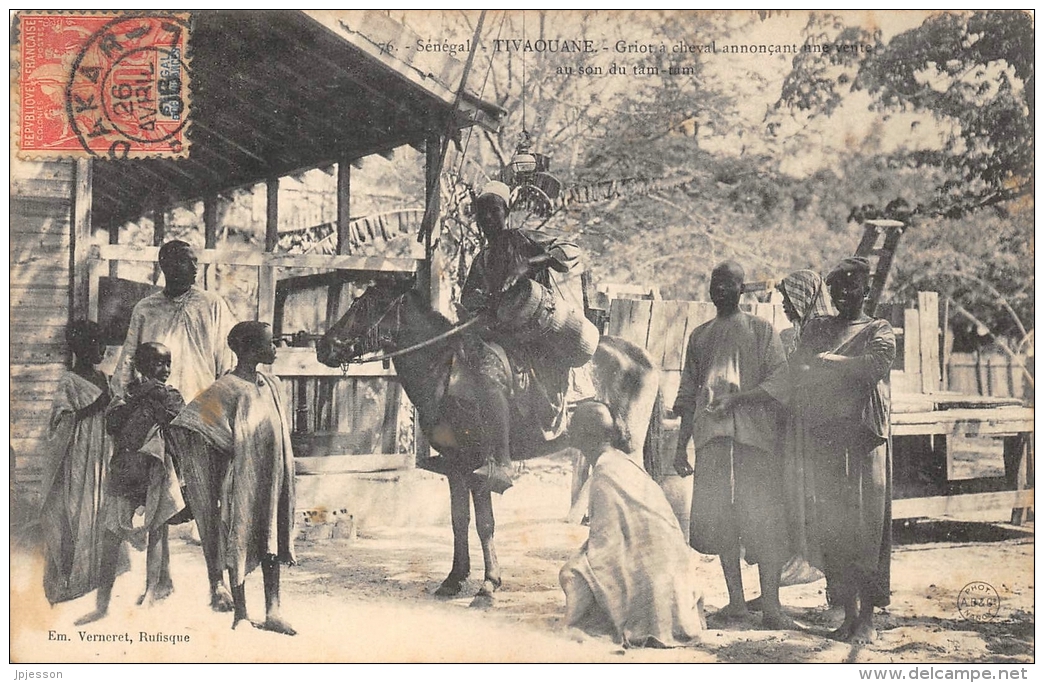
<box><xmin>316</xmin><ymin>278</ymin><xmax>414</xmax><ymax>368</ymax></box>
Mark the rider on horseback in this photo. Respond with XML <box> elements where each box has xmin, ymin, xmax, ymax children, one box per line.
<box><xmin>458</xmin><ymin>181</ymin><xmax>588</xmax><ymax>492</ymax></box>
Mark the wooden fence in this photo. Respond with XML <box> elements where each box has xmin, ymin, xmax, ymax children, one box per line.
<box><xmin>947</xmin><ymin>352</ymin><xmax>1033</xmax><ymax>400</ymax></box>
<box><xmin>607</xmin><ymin>298</ymin><xmax>788</xmax><ymax>413</ymax></box>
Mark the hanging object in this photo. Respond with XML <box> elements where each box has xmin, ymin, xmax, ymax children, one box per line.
<box><xmin>500</xmin><ymin>131</ymin><xmax>562</xmax><ymax>218</ymax></box>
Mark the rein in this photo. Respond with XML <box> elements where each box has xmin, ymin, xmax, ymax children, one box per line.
<box><xmin>337</xmin><ymin>294</ymin><xmax>482</xmax><ymax>371</ymax></box>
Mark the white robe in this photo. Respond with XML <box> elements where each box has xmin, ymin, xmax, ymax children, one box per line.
<box><xmin>560</xmin><ymin>449</ymin><xmax>706</xmax><ymax>647</ymax></box>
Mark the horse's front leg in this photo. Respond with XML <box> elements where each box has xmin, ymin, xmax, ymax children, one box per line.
<box><xmin>471</xmin><ymin>485</ymin><xmax>501</xmax><ymax>605</ymax></box>
<box><xmin>435</xmin><ymin>471</ymin><xmax>471</xmax><ymax>597</ymax></box>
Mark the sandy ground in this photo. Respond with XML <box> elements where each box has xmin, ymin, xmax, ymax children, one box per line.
<box><xmin>10</xmin><ymin>456</ymin><xmax>1034</xmax><ymax>664</ymax></box>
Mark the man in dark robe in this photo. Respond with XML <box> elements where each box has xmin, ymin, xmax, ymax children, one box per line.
<box><xmin>458</xmin><ymin>181</ymin><xmax>584</xmax><ymax>492</ymax></box>
<box><xmin>788</xmin><ymin>256</ymin><xmax>895</xmax><ymax>644</ymax></box>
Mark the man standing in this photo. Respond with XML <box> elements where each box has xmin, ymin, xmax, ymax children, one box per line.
<box><xmin>672</xmin><ymin>261</ymin><xmax>794</xmax><ymax>630</ymax></box>
<box><xmin>113</xmin><ymin>240</ymin><xmax>236</xmax><ymax>404</ymax></box>
<box><xmin>113</xmin><ymin>239</ymin><xmax>237</xmax><ymax>611</ymax></box>
<box><xmin>788</xmin><ymin>257</ymin><xmax>895</xmax><ymax>643</ymax></box>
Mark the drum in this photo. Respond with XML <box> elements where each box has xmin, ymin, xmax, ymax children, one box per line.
<box><xmin>496</xmin><ymin>278</ymin><xmax>599</xmax><ymax>367</ymax></box>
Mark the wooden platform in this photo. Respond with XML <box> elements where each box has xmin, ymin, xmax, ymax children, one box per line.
<box><xmin>890</xmin><ymin>392</ymin><xmax>1033</xmax><ymax>524</ymax></box>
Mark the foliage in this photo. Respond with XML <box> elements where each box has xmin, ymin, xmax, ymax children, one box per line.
<box><xmin>775</xmin><ymin>10</ymin><xmax>1033</xmax><ymax>219</ymax></box>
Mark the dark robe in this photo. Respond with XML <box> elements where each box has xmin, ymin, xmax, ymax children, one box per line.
<box><xmin>787</xmin><ymin>315</ymin><xmax>895</xmax><ymax>605</ymax></box>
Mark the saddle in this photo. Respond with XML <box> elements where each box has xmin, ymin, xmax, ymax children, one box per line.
<box><xmin>440</xmin><ymin>335</ymin><xmax>569</xmax><ymax>444</ymax></box>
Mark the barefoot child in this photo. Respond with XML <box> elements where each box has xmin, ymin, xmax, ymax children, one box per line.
<box><xmin>169</xmin><ymin>321</ymin><xmax>296</xmax><ymax>635</ymax></box>
<box><xmin>76</xmin><ymin>342</ymin><xmax>186</xmax><ymax>625</ymax></box>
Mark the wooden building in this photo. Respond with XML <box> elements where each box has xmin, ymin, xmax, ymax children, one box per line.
<box><xmin>10</xmin><ymin>11</ymin><xmax>504</xmax><ymax>506</ymax></box>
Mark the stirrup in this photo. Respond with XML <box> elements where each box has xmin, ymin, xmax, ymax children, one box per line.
<box><xmin>470</xmin><ymin>462</ymin><xmax>514</xmax><ymax>494</ymax></box>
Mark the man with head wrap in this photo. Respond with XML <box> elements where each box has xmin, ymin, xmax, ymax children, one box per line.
<box><xmin>113</xmin><ymin>240</ymin><xmax>236</xmax><ymax>403</ymax></box>
<box><xmin>787</xmin><ymin>256</ymin><xmax>895</xmax><ymax>644</ymax></box>
<box><xmin>458</xmin><ymin>181</ymin><xmax>586</xmax><ymax>493</ymax></box>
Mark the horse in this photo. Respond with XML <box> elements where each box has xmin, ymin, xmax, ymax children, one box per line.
<box><xmin>316</xmin><ymin>279</ymin><xmax>662</xmax><ymax>603</ymax></box>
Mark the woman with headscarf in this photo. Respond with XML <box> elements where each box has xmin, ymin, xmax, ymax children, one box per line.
<box><xmin>787</xmin><ymin>257</ymin><xmax>895</xmax><ymax>644</ymax></box>
<box><xmin>776</xmin><ymin>269</ymin><xmax>836</xmax><ymax>358</ymax></box>
<box><xmin>771</xmin><ymin>271</ymin><xmax>836</xmax><ymax>595</ymax></box>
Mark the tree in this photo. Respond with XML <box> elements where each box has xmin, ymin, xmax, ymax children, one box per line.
<box><xmin>775</xmin><ymin>10</ymin><xmax>1033</xmax><ymax>219</ymax></box>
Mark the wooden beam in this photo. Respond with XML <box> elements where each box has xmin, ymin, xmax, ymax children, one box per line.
<box><xmin>295</xmin><ymin>453</ymin><xmax>413</xmax><ymax>475</ymax></box>
<box><xmin>903</xmin><ymin>308</ymin><xmax>921</xmax><ymax>376</ymax></box>
<box><xmin>270</xmin><ymin>347</ymin><xmax>395</xmax><ymax>377</ymax></box>
<box><xmin>94</xmin><ymin>244</ymin><xmax>421</xmax><ymax>272</ymax></box>
<box><xmin>70</xmin><ymin>159</ymin><xmax>92</xmax><ymax>324</ymax></box>
<box><xmin>108</xmin><ymin>183</ymin><xmax>120</xmax><ymax>280</ymax></box>
<box><xmin>258</xmin><ymin>178</ymin><xmax>280</xmax><ymax>325</ymax></box>
<box><xmin>266</xmin><ymin>178</ymin><xmax>280</xmax><ymax>252</ymax></box>
<box><xmin>336</xmin><ymin>162</ymin><xmax>351</xmax><ymax>255</ymax></box>
<box><xmin>203</xmin><ymin>195</ymin><xmax>219</xmax><ymax>249</ymax></box>
<box><xmin>893</xmin><ymin>489</ymin><xmax>1034</xmax><ymax>520</ymax></box>
<box><xmin>203</xmin><ymin>194</ymin><xmax>218</xmax><ymax>290</ymax></box>
<box><xmin>326</xmin><ymin>162</ymin><xmax>352</xmax><ymax>328</ymax></box>
<box><xmin>418</xmin><ymin>134</ymin><xmax>441</xmax><ymax>304</ymax></box>
<box><xmin>918</xmin><ymin>291</ymin><xmax>941</xmax><ymax>393</ymax></box>
<box><xmin>890</xmin><ymin>407</ymin><xmax>1034</xmax><ymax>437</ymax></box>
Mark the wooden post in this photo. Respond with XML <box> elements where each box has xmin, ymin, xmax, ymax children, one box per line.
<box><xmin>325</xmin><ymin>162</ymin><xmax>351</xmax><ymax>328</ymax></box>
<box><xmin>419</xmin><ymin>135</ymin><xmax>442</xmax><ymax>303</ymax></box>
<box><xmin>203</xmin><ymin>195</ymin><xmax>218</xmax><ymax>289</ymax></box>
<box><xmin>941</xmin><ymin>297</ymin><xmax>950</xmax><ymax>392</ymax></box>
<box><xmin>1004</xmin><ymin>433</ymin><xmax>1034</xmax><ymax>525</ymax></box>
<box><xmin>258</xmin><ymin>179</ymin><xmax>278</xmax><ymax>325</ymax></box>
<box><xmin>108</xmin><ymin>195</ymin><xmax>120</xmax><ymax>281</ymax></box>
<box><xmin>918</xmin><ymin>291</ymin><xmax>941</xmax><ymax>393</ymax></box>
<box><xmin>152</xmin><ymin>207</ymin><xmax>166</xmax><ymax>284</ymax></box>
<box><xmin>70</xmin><ymin>159</ymin><xmax>92</xmax><ymax>323</ymax></box>
<box><xmin>415</xmin><ymin>135</ymin><xmax>443</xmax><ymax>463</ymax></box>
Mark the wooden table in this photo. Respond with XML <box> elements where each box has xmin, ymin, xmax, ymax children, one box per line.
<box><xmin>891</xmin><ymin>392</ymin><xmax>1034</xmax><ymax>524</ymax></box>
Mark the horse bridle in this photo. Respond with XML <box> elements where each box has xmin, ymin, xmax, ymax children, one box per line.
<box><xmin>336</xmin><ymin>291</ymin><xmax>482</xmax><ymax>373</ymax></box>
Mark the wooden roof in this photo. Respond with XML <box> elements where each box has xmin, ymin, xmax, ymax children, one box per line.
<box><xmin>91</xmin><ymin>10</ymin><xmax>504</xmax><ymax>230</ymax></box>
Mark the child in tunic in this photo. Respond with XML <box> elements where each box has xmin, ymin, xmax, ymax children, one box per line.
<box><xmin>170</xmin><ymin>321</ymin><xmax>296</xmax><ymax>635</ymax></box>
<box><xmin>75</xmin><ymin>342</ymin><xmax>186</xmax><ymax>625</ymax></box>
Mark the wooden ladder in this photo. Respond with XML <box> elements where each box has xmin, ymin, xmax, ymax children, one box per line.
<box><xmin>855</xmin><ymin>219</ymin><xmax>906</xmax><ymax>316</ymax></box>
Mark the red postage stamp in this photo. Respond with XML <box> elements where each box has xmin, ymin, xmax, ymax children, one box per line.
<box><xmin>16</xmin><ymin>12</ymin><xmax>191</xmax><ymax>159</ymax></box>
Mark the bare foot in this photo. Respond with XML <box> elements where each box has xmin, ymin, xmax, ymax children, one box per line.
<box><xmin>714</xmin><ymin>601</ymin><xmax>755</xmax><ymax>622</ymax></box>
<box><xmin>761</xmin><ymin>608</ymin><xmax>799</xmax><ymax>631</ymax></box>
<box><xmin>232</xmin><ymin>614</ymin><xmax>252</xmax><ymax>630</ymax></box>
<box><xmin>848</xmin><ymin>619</ymin><xmax>877</xmax><ymax>645</ymax></box>
<box><xmin>829</xmin><ymin>616</ymin><xmax>856</xmax><ymax>642</ymax></box>
<box><xmin>211</xmin><ymin>585</ymin><xmax>234</xmax><ymax>613</ymax></box>
<box><xmin>74</xmin><ymin>609</ymin><xmax>108</xmax><ymax>626</ymax></box>
<box><xmin>258</xmin><ymin>616</ymin><xmax>297</xmax><ymax>636</ymax></box>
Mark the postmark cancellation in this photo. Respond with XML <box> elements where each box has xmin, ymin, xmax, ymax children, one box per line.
<box><xmin>14</xmin><ymin>12</ymin><xmax>191</xmax><ymax>159</ymax></box>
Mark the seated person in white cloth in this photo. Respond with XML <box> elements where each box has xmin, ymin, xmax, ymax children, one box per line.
<box><xmin>559</xmin><ymin>401</ymin><xmax>706</xmax><ymax>648</ymax></box>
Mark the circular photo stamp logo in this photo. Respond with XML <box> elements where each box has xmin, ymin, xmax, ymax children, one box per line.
<box><xmin>957</xmin><ymin>582</ymin><xmax>1001</xmax><ymax>622</ymax></box>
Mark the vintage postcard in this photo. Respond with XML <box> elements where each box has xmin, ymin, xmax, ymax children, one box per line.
<box><xmin>9</xmin><ymin>10</ymin><xmax>1034</xmax><ymax>667</ymax></box>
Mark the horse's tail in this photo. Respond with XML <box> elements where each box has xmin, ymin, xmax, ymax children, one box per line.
<box><xmin>642</xmin><ymin>386</ymin><xmax>665</xmax><ymax>477</ymax></box>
